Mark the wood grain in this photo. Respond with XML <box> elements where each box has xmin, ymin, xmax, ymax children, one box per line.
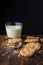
<box><xmin>0</xmin><ymin>35</ymin><xmax>43</xmax><ymax>65</ymax></box>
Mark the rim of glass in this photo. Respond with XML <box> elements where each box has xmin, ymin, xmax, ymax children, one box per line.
<box><xmin>5</xmin><ymin>22</ymin><xmax>23</xmax><ymax>27</ymax></box>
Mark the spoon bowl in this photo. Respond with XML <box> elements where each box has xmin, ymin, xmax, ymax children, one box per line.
<box><xmin>15</xmin><ymin>42</ymin><xmax>22</xmax><ymax>49</ymax></box>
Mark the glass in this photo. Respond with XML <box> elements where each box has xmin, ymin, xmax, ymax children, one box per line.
<box><xmin>5</xmin><ymin>22</ymin><xmax>23</xmax><ymax>38</ymax></box>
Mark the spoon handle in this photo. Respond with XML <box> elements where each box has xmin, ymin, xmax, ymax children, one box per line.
<box><xmin>2</xmin><ymin>48</ymin><xmax>14</xmax><ymax>57</ymax></box>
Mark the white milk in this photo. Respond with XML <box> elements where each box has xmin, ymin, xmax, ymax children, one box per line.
<box><xmin>6</xmin><ymin>25</ymin><xmax>22</xmax><ymax>38</ymax></box>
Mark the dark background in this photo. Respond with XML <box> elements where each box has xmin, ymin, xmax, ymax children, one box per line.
<box><xmin>0</xmin><ymin>0</ymin><xmax>43</xmax><ymax>35</ymax></box>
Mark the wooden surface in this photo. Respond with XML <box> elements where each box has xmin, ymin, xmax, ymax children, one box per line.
<box><xmin>0</xmin><ymin>35</ymin><xmax>43</xmax><ymax>65</ymax></box>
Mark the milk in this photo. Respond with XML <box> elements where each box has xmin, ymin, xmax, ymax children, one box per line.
<box><xmin>6</xmin><ymin>25</ymin><xmax>22</xmax><ymax>38</ymax></box>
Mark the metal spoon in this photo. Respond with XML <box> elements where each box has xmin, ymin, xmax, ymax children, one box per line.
<box><xmin>2</xmin><ymin>42</ymin><xmax>22</xmax><ymax>57</ymax></box>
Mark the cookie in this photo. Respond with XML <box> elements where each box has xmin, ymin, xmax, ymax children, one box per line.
<box><xmin>24</xmin><ymin>37</ymin><xmax>39</xmax><ymax>43</ymax></box>
<box><xmin>20</xmin><ymin>42</ymin><xmax>41</xmax><ymax>57</ymax></box>
<box><xmin>8</xmin><ymin>38</ymin><xmax>22</xmax><ymax>45</ymax></box>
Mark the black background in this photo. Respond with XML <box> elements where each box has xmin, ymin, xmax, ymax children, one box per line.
<box><xmin>0</xmin><ymin>0</ymin><xmax>43</xmax><ymax>35</ymax></box>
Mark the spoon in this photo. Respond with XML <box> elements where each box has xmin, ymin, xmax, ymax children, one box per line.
<box><xmin>2</xmin><ymin>42</ymin><xmax>22</xmax><ymax>57</ymax></box>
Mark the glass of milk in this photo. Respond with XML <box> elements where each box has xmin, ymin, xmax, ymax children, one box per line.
<box><xmin>5</xmin><ymin>22</ymin><xmax>23</xmax><ymax>38</ymax></box>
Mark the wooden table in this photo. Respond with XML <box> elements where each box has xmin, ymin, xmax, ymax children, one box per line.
<box><xmin>0</xmin><ymin>35</ymin><xmax>43</xmax><ymax>65</ymax></box>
